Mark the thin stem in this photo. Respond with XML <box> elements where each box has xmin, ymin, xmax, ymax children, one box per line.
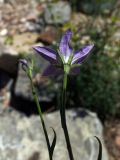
<box><xmin>60</xmin><ymin>73</ymin><xmax>74</xmax><ymax>160</ymax></box>
<box><xmin>30</xmin><ymin>77</ymin><xmax>52</xmax><ymax>160</ymax></box>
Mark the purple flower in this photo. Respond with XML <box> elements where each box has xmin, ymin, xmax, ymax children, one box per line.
<box><xmin>33</xmin><ymin>29</ymin><xmax>94</xmax><ymax>76</ymax></box>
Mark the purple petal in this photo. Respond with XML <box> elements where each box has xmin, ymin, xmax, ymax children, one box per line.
<box><xmin>72</xmin><ymin>45</ymin><xmax>94</xmax><ymax>64</ymax></box>
<box><xmin>33</xmin><ymin>46</ymin><xmax>57</xmax><ymax>63</ymax></box>
<box><xmin>59</xmin><ymin>29</ymin><xmax>72</xmax><ymax>62</ymax></box>
<box><xmin>42</xmin><ymin>65</ymin><xmax>63</xmax><ymax>76</ymax></box>
<box><xmin>70</xmin><ymin>67</ymin><xmax>80</xmax><ymax>75</ymax></box>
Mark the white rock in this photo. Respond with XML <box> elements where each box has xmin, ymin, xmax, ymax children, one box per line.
<box><xmin>0</xmin><ymin>29</ymin><xmax>8</xmax><ymax>36</ymax></box>
<box><xmin>0</xmin><ymin>0</ymin><xmax>4</xmax><ymax>3</ymax></box>
<box><xmin>44</xmin><ymin>1</ymin><xmax>71</xmax><ymax>24</ymax></box>
<box><xmin>0</xmin><ymin>108</ymin><xmax>109</xmax><ymax>160</ymax></box>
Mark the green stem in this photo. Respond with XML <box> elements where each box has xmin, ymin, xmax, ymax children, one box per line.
<box><xmin>30</xmin><ymin>77</ymin><xmax>52</xmax><ymax>160</ymax></box>
<box><xmin>60</xmin><ymin>73</ymin><xmax>74</xmax><ymax>160</ymax></box>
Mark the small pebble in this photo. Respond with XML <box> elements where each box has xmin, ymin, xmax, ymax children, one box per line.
<box><xmin>0</xmin><ymin>29</ymin><xmax>8</xmax><ymax>36</ymax></box>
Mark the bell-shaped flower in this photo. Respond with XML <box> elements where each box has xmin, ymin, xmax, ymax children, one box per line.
<box><xmin>33</xmin><ymin>29</ymin><xmax>94</xmax><ymax>76</ymax></box>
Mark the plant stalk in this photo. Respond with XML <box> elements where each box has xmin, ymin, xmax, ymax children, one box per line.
<box><xmin>30</xmin><ymin>77</ymin><xmax>52</xmax><ymax>160</ymax></box>
<box><xmin>60</xmin><ymin>73</ymin><xmax>74</xmax><ymax>160</ymax></box>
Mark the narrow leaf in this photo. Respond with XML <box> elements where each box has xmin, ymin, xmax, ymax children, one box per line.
<box><xmin>50</xmin><ymin>127</ymin><xmax>57</xmax><ymax>157</ymax></box>
<box><xmin>94</xmin><ymin>136</ymin><xmax>102</xmax><ymax>160</ymax></box>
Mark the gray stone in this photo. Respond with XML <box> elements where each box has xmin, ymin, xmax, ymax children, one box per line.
<box><xmin>0</xmin><ymin>53</ymin><xmax>18</xmax><ymax>77</ymax></box>
<box><xmin>24</xmin><ymin>21</ymin><xmax>43</xmax><ymax>32</ymax></box>
<box><xmin>0</xmin><ymin>42</ymin><xmax>5</xmax><ymax>56</ymax></box>
<box><xmin>14</xmin><ymin>64</ymin><xmax>32</xmax><ymax>99</ymax></box>
<box><xmin>15</xmin><ymin>54</ymin><xmax>55</xmax><ymax>102</ymax></box>
<box><xmin>0</xmin><ymin>108</ymin><xmax>108</xmax><ymax>160</ymax></box>
<box><xmin>0</xmin><ymin>29</ymin><xmax>8</xmax><ymax>36</ymax></box>
<box><xmin>0</xmin><ymin>0</ymin><xmax>4</xmax><ymax>3</ymax></box>
<box><xmin>44</xmin><ymin>1</ymin><xmax>71</xmax><ymax>24</ymax></box>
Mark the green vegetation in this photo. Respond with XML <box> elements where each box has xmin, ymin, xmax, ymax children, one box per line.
<box><xmin>70</xmin><ymin>0</ymin><xmax>117</xmax><ymax>15</ymax></box>
<box><xmin>4</xmin><ymin>35</ymin><xmax>13</xmax><ymax>45</ymax></box>
<box><xmin>60</xmin><ymin>1</ymin><xmax>120</xmax><ymax>120</ymax></box>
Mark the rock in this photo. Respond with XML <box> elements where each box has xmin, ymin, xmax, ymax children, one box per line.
<box><xmin>0</xmin><ymin>52</ymin><xmax>18</xmax><ymax>93</ymax></box>
<box><xmin>0</xmin><ymin>29</ymin><xmax>8</xmax><ymax>36</ymax></box>
<box><xmin>14</xmin><ymin>64</ymin><xmax>31</xmax><ymax>99</ymax></box>
<box><xmin>44</xmin><ymin>1</ymin><xmax>71</xmax><ymax>24</ymax></box>
<box><xmin>0</xmin><ymin>53</ymin><xmax>18</xmax><ymax>78</ymax></box>
<box><xmin>14</xmin><ymin>53</ymin><xmax>50</xmax><ymax>100</ymax></box>
<box><xmin>25</xmin><ymin>17</ymin><xmax>44</xmax><ymax>32</ymax></box>
<box><xmin>0</xmin><ymin>0</ymin><xmax>4</xmax><ymax>3</ymax></box>
<box><xmin>0</xmin><ymin>42</ymin><xmax>19</xmax><ymax>107</ymax></box>
<box><xmin>0</xmin><ymin>40</ymin><xmax>58</xmax><ymax>113</ymax></box>
<box><xmin>0</xmin><ymin>42</ymin><xmax>5</xmax><ymax>56</ymax></box>
<box><xmin>0</xmin><ymin>53</ymin><xmax>18</xmax><ymax>107</ymax></box>
<box><xmin>11</xmin><ymin>53</ymin><xmax>58</xmax><ymax>115</ymax></box>
<box><xmin>0</xmin><ymin>108</ymin><xmax>108</xmax><ymax>160</ymax></box>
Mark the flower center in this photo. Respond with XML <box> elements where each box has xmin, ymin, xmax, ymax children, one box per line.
<box><xmin>64</xmin><ymin>64</ymin><xmax>70</xmax><ymax>74</ymax></box>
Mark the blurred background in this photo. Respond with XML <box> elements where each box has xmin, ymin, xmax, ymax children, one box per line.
<box><xmin>0</xmin><ymin>0</ymin><xmax>120</xmax><ymax>160</ymax></box>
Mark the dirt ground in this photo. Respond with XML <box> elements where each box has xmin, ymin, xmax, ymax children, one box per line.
<box><xmin>104</xmin><ymin>118</ymin><xmax>120</xmax><ymax>160</ymax></box>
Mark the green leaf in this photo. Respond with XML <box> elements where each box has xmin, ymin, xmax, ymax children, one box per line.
<box><xmin>94</xmin><ymin>136</ymin><xmax>102</xmax><ymax>160</ymax></box>
<box><xmin>50</xmin><ymin>127</ymin><xmax>57</xmax><ymax>157</ymax></box>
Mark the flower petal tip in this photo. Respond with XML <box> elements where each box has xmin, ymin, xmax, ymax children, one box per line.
<box><xmin>88</xmin><ymin>44</ymin><xmax>94</xmax><ymax>50</ymax></box>
<box><xmin>65</xmin><ymin>29</ymin><xmax>72</xmax><ymax>34</ymax></box>
<box><xmin>32</xmin><ymin>46</ymin><xmax>57</xmax><ymax>63</ymax></box>
<box><xmin>32</xmin><ymin>46</ymin><xmax>40</xmax><ymax>52</ymax></box>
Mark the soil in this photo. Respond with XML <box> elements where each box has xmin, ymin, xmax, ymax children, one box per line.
<box><xmin>104</xmin><ymin>118</ymin><xmax>120</xmax><ymax>160</ymax></box>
